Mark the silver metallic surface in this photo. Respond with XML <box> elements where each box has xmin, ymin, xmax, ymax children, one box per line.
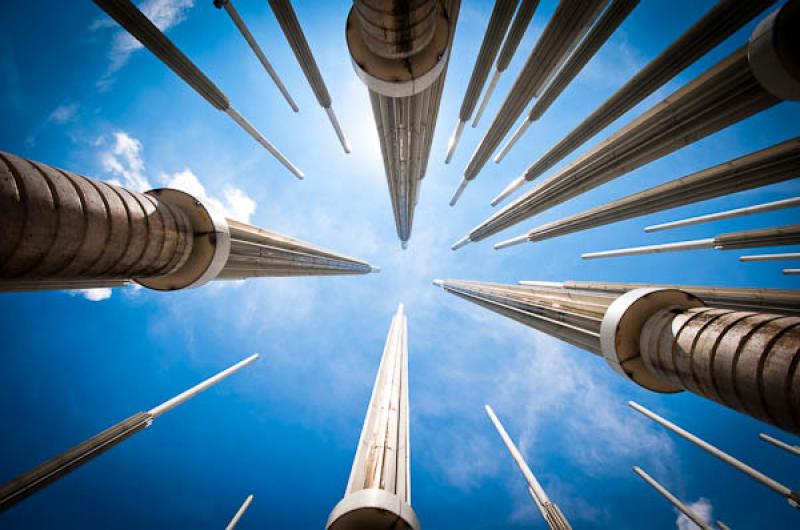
<box><xmin>760</xmin><ymin>433</ymin><xmax>800</xmax><ymax>457</ymax></box>
<box><xmin>645</xmin><ymin>197</ymin><xmax>800</xmax><ymax>233</ymax></box>
<box><xmin>219</xmin><ymin>0</ymin><xmax>298</xmax><ymax>112</ymax></box>
<box><xmin>327</xmin><ymin>304</ymin><xmax>416</xmax><ymax>530</ymax></box>
<box><xmin>741</xmin><ymin>252</ymin><xmax>800</xmax><ymax>262</ymax></box>
<box><xmin>630</xmin><ymin>402</ymin><xmax>799</xmax><ymax>506</ymax></box>
<box><xmin>224</xmin><ymin>494</ymin><xmax>254</xmax><ymax>530</ymax></box>
<box><xmin>225</xmin><ymin>107</ymin><xmax>304</xmax><ymax>179</ymax></box>
<box><xmin>485</xmin><ymin>404</ymin><xmax>571</xmax><ymax>529</ymax></box>
<box><xmin>632</xmin><ymin>466</ymin><xmax>713</xmax><ymax>530</ymax></box>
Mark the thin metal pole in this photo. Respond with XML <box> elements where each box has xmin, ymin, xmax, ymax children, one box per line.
<box><xmin>485</xmin><ymin>404</ymin><xmax>555</xmax><ymax>517</ymax></box>
<box><xmin>740</xmin><ymin>252</ymin><xmax>800</xmax><ymax>262</ymax></box>
<box><xmin>149</xmin><ymin>354</ymin><xmax>260</xmax><ymax>418</ymax></box>
<box><xmin>760</xmin><ymin>433</ymin><xmax>800</xmax><ymax>457</ymax></box>
<box><xmin>225</xmin><ymin>494</ymin><xmax>254</xmax><ymax>530</ymax></box>
<box><xmin>582</xmin><ymin>238</ymin><xmax>714</xmax><ymax>259</ymax></box>
<box><xmin>218</xmin><ymin>0</ymin><xmax>298</xmax><ymax>112</ymax></box>
<box><xmin>628</xmin><ymin>401</ymin><xmax>798</xmax><ymax>507</ymax></box>
<box><xmin>224</xmin><ymin>108</ymin><xmax>304</xmax><ymax>179</ymax></box>
<box><xmin>645</xmin><ymin>197</ymin><xmax>800</xmax><ymax>233</ymax></box>
<box><xmin>632</xmin><ymin>466</ymin><xmax>713</xmax><ymax>530</ymax></box>
<box><xmin>784</xmin><ymin>269</ymin><xmax>800</xmax><ymax>275</ymax></box>
<box><xmin>716</xmin><ymin>521</ymin><xmax>732</xmax><ymax>530</ymax></box>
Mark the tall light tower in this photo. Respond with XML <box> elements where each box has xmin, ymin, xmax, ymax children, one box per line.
<box><xmin>346</xmin><ymin>0</ymin><xmax>460</xmax><ymax>247</ymax></box>
<box><xmin>0</xmin><ymin>151</ymin><xmax>379</xmax><ymax>294</ymax></box>
<box><xmin>434</xmin><ymin>279</ymin><xmax>800</xmax><ymax>435</ymax></box>
<box><xmin>327</xmin><ymin>304</ymin><xmax>415</xmax><ymax>530</ymax></box>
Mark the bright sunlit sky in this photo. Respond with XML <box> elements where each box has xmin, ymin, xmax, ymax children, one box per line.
<box><xmin>1</xmin><ymin>1</ymin><xmax>799</xmax><ymax>529</ymax></box>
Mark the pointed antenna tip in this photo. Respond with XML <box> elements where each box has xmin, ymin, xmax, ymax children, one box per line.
<box><xmin>432</xmin><ymin>279</ymin><xmax>444</xmax><ymax>287</ymax></box>
<box><xmin>449</xmin><ymin>178</ymin><xmax>469</xmax><ymax>206</ymax></box>
<box><xmin>370</xmin><ymin>265</ymin><xmax>381</xmax><ymax>273</ymax></box>
<box><xmin>451</xmin><ymin>235</ymin><xmax>471</xmax><ymax>251</ymax></box>
<box><xmin>401</xmin><ymin>241</ymin><xmax>408</xmax><ymax>250</ymax></box>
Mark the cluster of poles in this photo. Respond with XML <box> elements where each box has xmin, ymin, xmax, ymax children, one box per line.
<box><xmin>93</xmin><ymin>0</ymin><xmax>352</xmax><ymax>181</ymax></box>
<box><xmin>444</xmin><ymin>0</ymin><xmax>799</xmax><ymax>277</ymax></box>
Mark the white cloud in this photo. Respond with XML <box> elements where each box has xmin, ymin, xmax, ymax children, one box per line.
<box><xmin>163</xmin><ymin>168</ymin><xmax>256</xmax><ymax>223</ymax></box>
<box><xmin>94</xmin><ymin>0</ymin><xmax>195</xmax><ymax>90</ymax></box>
<box><xmin>48</xmin><ymin>102</ymin><xmax>79</xmax><ymax>124</ymax></box>
<box><xmin>71</xmin><ymin>288</ymin><xmax>113</xmax><ymax>302</ymax></box>
<box><xmin>102</xmin><ymin>131</ymin><xmax>152</xmax><ymax>192</ymax></box>
<box><xmin>677</xmin><ymin>498</ymin><xmax>713</xmax><ymax>530</ymax></box>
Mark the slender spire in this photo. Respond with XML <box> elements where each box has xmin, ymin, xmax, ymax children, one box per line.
<box><xmin>0</xmin><ymin>152</ymin><xmax>378</xmax><ymax>294</ymax></box>
<box><xmin>493</xmin><ymin>138</ymin><xmax>800</xmax><ymax>248</ymax></box>
<box><xmin>491</xmin><ymin>0</ymin><xmax>777</xmax><ymax>204</ymax></box>
<box><xmin>740</xmin><ymin>252</ymin><xmax>800</xmax><ymax>262</ymax></box>
<box><xmin>582</xmin><ymin>224</ymin><xmax>800</xmax><ymax>260</ymax></box>
<box><xmin>444</xmin><ymin>0</ymin><xmax>517</xmax><ymax>163</ymax></box>
<box><xmin>759</xmin><ymin>433</ymin><xmax>800</xmax><ymax>457</ymax></box>
<box><xmin>267</xmin><ymin>0</ymin><xmax>350</xmax><ymax>153</ymax></box>
<box><xmin>632</xmin><ymin>466</ymin><xmax>714</xmax><ymax>530</ymax></box>
<box><xmin>472</xmin><ymin>0</ymin><xmax>539</xmax><ymax>128</ymax></box>
<box><xmin>347</xmin><ymin>0</ymin><xmax>461</xmax><ymax>246</ymax></box>
<box><xmin>645</xmin><ymin>197</ymin><xmax>800</xmax><ymax>233</ymax></box>
<box><xmin>485</xmin><ymin>404</ymin><xmax>571</xmax><ymax>529</ymax></box>
<box><xmin>214</xmin><ymin>0</ymin><xmax>299</xmax><ymax>112</ymax></box>
<box><xmin>224</xmin><ymin>494</ymin><xmax>255</xmax><ymax>530</ymax></box>
<box><xmin>454</xmin><ymin>2</ymin><xmax>800</xmax><ymax>245</ymax></box>
<box><xmin>434</xmin><ymin>279</ymin><xmax>800</xmax><ymax>434</ymax></box>
<box><xmin>450</xmin><ymin>0</ymin><xmax>611</xmax><ymax>205</ymax></box>
<box><xmin>629</xmin><ymin>402</ymin><xmax>800</xmax><ymax>509</ymax></box>
<box><xmin>494</xmin><ymin>0</ymin><xmax>640</xmax><ymax>166</ymax></box>
<box><xmin>92</xmin><ymin>0</ymin><xmax>303</xmax><ymax>179</ymax></box>
<box><xmin>0</xmin><ymin>354</ymin><xmax>259</xmax><ymax>513</ymax></box>
<box><xmin>327</xmin><ymin>304</ymin><xmax>415</xmax><ymax>530</ymax></box>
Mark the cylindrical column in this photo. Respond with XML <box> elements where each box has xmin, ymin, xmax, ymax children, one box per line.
<box><xmin>0</xmin><ymin>152</ymin><xmax>194</xmax><ymax>287</ymax></box>
<box><xmin>632</xmin><ymin>466</ymin><xmax>713</xmax><ymax>530</ymax></box>
<box><xmin>225</xmin><ymin>494</ymin><xmax>254</xmax><ymax>530</ymax></box>
<box><xmin>639</xmin><ymin>307</ymin><xmax>800</xmax><ymax>434</ymax></box>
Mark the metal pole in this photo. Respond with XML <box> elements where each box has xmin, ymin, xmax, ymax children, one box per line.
<box><xmin>629</xmin><ymin>401</ymin><xmax>799</xmax><ymax>507</ymax></box>
<box><xmin>582</xmin><ymin>239</ymin><xmax>715</xmax><ymax>260</ymax></box>
<box><xmin>632</xmin><ymin>466</ymin><xmax>713</xmax><ymax>530</ymax></box>
<box><xmin>93</xmin><ymin>0</ymin><xmax>302</xmax><ymax>179</ymax></box>
<box><xmin>716</xmin><ymin>521</ymin><xmax>732</xmax><ymax>530</ymax></box>
<box><xmin>784</xmin><ymin>269</ymin><xmax>800</xmax><ymax>275</ymax></box>
<box><xmin>225</xmin><ymin>494</ymin><xmax>254</xmax><ymax>530</ymax></box>
<box><xmin>740</xmin><ymin>252</ymin><xmax>800</xmax><ymax>262</ymax></box>
<box><xmin>149</xmin><ymin>354</ymin><xmax>260</xmax><ymax>418</ymax></box>
<box><xmin>645</xmin><ymin>197</ymin><xmax>800</xmax><ymax>232</ymax></box>
<box><xmin>0</xmin><ymin>355</ymin><xmax>260</xmax><ymax>513</ymax></box>
<box><xmin>760</xmin><ymin>433</ymin><xmax>800</xmax><ymax>457</ymax></box>
<box><xmin>216</xmin><ymin>0</ymin><xmax>299</xmax><ymax>112</ymax></box>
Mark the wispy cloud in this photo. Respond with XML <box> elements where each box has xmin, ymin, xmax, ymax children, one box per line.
<box><xmin>163</xmin><ymin>169</ymin><xmax>257</xmax><ymax>223</ymax></box>
<box><xmin>676</xmin><ymin>498</ymin><xmax>713</xmax><ymax>530</ymax></box>
<box><xmin>70</xmin><ymin>288</ymin><xmax>113</xmax><ymax>302</ymax></box>
<box><xmin>93</xmin><ymin>0</ymin><xmax>195</xmax><ymax>90</ymax></box>
<box><xmin>102</xmin><ymin>131</ymin><xmax>152</xmax><ymax>191</ymax></box>
<box><xmin>48</xmin><ymin>102</ymin><xmax>79</xmax><ymax>124</ymax></box>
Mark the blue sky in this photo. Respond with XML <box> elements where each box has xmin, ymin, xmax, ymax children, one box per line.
<box><xmin>1</xmin><ymin>1</ymin><xmax>799</xmax><ymax>529</ymax></box>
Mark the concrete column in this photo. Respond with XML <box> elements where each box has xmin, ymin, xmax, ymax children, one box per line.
<box><xmin>327</xmin><ymin>304</ymin><xmax>416</xmax><ymax>530</ymax></box>
<box><xmin>434</xmin><ymin>280</ymin><xmax>800</xmax><ymax>434</ymax></box>
<box><xmin>0</xmin><ymin>151</ymin><xmax>194</xmax><ymax>287</ymax></box>
<box><xmin>0</xmin><ymin>151</ymin><xmax>379</xmax><ymax>293</ymax></box>
<box><xmin>639</xmin><ymin>306</ymin><xmax>800</xmax><ymax>434</ymax></box>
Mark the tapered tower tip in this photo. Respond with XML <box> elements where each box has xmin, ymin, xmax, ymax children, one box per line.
<box><xmin>451</xmin><ymin>235</ymin><xmax>471</xmax><ymax>251</ymax></box>
<box><xmin>401</xmin><ymin>241</ymin><xmax>408</xmax><ymax>250</ymax></box>
<box><xmin>370</xmin><ymin>265</ymin><xmax>381</xmax><ymax>273</ymax></box>
<box><xmin>432</xmin><ymin>279</ymin><xmax>444</xmax><ymax>287</ymax></box>
<box><xmin>491</xmin><ymin>175</ymin><xmax>526</xmax><ymax>207</ymax></box>
<box><xmin>494</xmin><ymin>234</ymin><xmax>529</xmax><ymax>250</ymax></box>
<box><xmin>449</xmin><ymin>177</ymin><xmax>469</xmax><ymax>206</ymax></box>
